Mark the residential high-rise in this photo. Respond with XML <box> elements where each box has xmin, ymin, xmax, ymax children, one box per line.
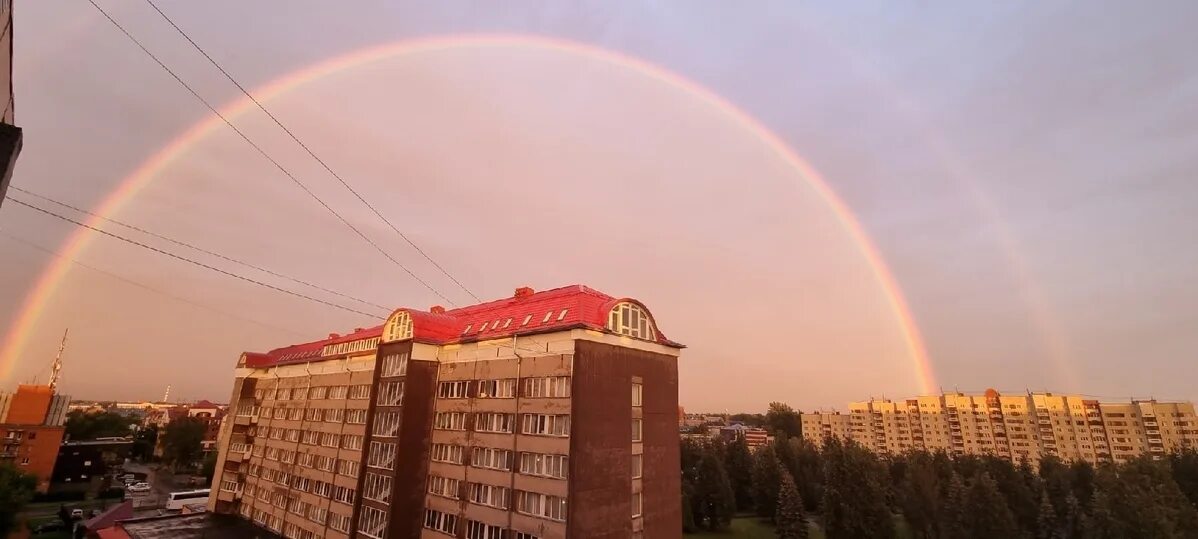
<box><xmin>0</xmin><ymin>0</ymin><xmax>21</xmax><ymax>210</ymax></box>
<box><xmin>207</xmin><ymin>285</ymin><xmax>684</xmax><ymax>539</ymax></box>
<box><xmin>802</xmin><ymin>389</ymin><xmax>1198</xmax><ymax>465</ymax></box>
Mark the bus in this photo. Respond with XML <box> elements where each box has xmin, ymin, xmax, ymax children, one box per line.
<box><xmin>166</xmin><ymin>489</ymin><xmax>210</xmax><ymax>510</ymax></box>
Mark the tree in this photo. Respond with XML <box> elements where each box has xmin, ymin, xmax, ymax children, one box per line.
<box><xmin>939</xmin><ymin>472</ymin><xmax>968</xmax><ymax>538</ymax></box>
<box><xmin>64</xmin><ymin>410</ymin><xmax>136</xmax><ymax>440</ymax></box>
<box><xmin>201</xmin><ymin>451</ymin><xmax>218</xmax><ymax>483</ymax></box>
<box><xmin>767</xmin><ymin>402</ymin><xmax>803</xmax><ymax>439</ymax></box>
<box><xmin>963</xmin><ymin>472</ymin><xmax>1021</xmax><ymax>538</ymax></box>
<box><xmin>682</xmin><ymin>479</ymin><xmax>698</xmax><ymax>533</ymax></box>
<box><xmin>752</xmin><ymin>444</ymin><xmax>783</xmax><ymax>519</ymax></box>
<box><xmin>161</xmin><ymin>417</ymin><xmax>205</xmax><ymax>471</ymax></box>
<box><xmin>895</xmin><ymin>451</ymin><xmax>943</xmax><ymax>538</ymax></box>
<box><xmin>132</xmin><ymin>425</ymin><xmax>158</xmax><ymax>461</ymax></box>
<box><xmin>792</xmin><ymin>437</ymin><xmax>823</xmax><ymax>513</ymax></box>
<box><xmin>1037</xmin><ymin>489</ymin><xmax>1060</xmax><ymax>539</ymax></box>
<box><xmin>821</xmin><ymin>438</ymin><xmax>894</xmax><ymax>539</ymax></box>
<box><xmin>692</xmin><ymin>450</ymin><xmax>736</xmax><ymax>530</ymax></box>
<box><xmin>776</xmin><ymin>470</ymin><xmax>808</xmax><ymax>539</ymax></box>
<box><xmin>0</xmin><ymin>464</ymin><xmax>37</xmax><ymax>536</ymax></box>
<box><xmin>1169</xmin><ymin>448</ymin><xmax>1198</xmax><ymax>508</ymax></box>
<box><xmin>725</xmin><ymin>436</ymin><xmax>754</xmax><ymax>511</ymax></box>
<box><xmin>729</xmin><ymin>413</ymin><xmax>768</xmax><ymax>429</ymax></box>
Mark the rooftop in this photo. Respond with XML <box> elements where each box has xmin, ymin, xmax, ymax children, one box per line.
<box><xmin>245</xmin><ymin>284</ymin><xmax>681</xmax><ymax>368</ymax></box>
<box><xmin>101</xmin><ymin>513</ymin><xmax>278</xmax><ymax>539</ymax></box>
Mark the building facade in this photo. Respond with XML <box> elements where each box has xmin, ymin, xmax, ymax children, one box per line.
<box><xmin>207</xmin><ymin>285</ymin><xmax>683</xmax><ymax>539</ymax></box>
<box><xmin>802</xmin><ymin>389</ymin><xmax>1198</xmax><ymax>465</ymax></box>
<box><xmin>0</xmin><ymin>384</ymin><xmax>70</xmax><ymax>492</ymax></box>
<box><xmin>0</xmin><ymin>0</ymin><xmax>20</xmax><ymax>210</ymax></box>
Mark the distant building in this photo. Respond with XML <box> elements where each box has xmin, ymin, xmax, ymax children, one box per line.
<box><xmin>0</xmin><ymin>0</ymin><xmax>22</xmax><ymax>211</ymax></box>
<box><xmin>208</xmin><ymin>284</ymin><xmax>685</xmax><ymax>539</ymax></box>
<box><xmin>52</xmin><ymin>438</ymin><xmax>133</xmax><ymax>492</ymax></box>
<box><xmin>718</xmin><ymin>424</ymin><xmax>769</xmax><ymax>449</ymax></box>
<box><xmin>802</xmin><ymin>389</ymin><xmax>1198</xmax><ymax>465</ymax></box>
<box><xmin>0</xmin><ymin>384</ymin><xmax>70</xmax><ymax>492</ymax></box>
<box><xmin>800</xmin><ymin>412</ymin><xmax>851</xmax><ymax>446</ymax></box>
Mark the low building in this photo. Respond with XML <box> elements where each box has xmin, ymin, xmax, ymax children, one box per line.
<box><xmin>52</xmin><ymin>438</ymin><xmax>133</xmax><ymax>492</ymax></box>
<box><xmin>718</xmin><ymin>424</ymin><xmax>769</xmax><ymax>449</ymax></box>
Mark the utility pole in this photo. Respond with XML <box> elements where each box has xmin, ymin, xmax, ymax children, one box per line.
<box><xmin>48</xmin><ymin>328</ymin><xmax>68</xmax><ymax>392</ymax></box>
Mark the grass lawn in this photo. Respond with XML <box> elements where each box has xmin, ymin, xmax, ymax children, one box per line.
<box><xmin>688</xmin><ymin>516</ymin><xmax>826</xmax><ymax>538</ymax></box>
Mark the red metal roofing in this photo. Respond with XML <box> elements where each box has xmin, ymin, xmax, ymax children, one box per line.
<box><xmin>244</xmin><ymin>285</ymin><xmax>680</xmax><ymax>368</ymax></box>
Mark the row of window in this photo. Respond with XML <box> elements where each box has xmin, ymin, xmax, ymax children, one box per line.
<box><xmin>256</xmin><ymin>406</ymin><xmax>369</xmax><ymax>424</ymax></box>
<box><xmin>254</xmin><ymin>384</ymin><xmax>371</xmax><ymax>402</ymax></box>
<box><xmin>427</xmin><ymin>443</ymin><xmax>568</xmax><ymax>478</ymax></box>
<box><xmin>249</xmin><ymin>457</ymin><xmax>358</xmax><ymax>484</ymax></box>
<box><xmin>426</xmin><ymin>509</ymin><xmax>548</xmax><ymax>538</ymax></box>
<box><xmin>241</xmin><ymin>501</ymin><xmax>346</xmax><ymax>535</ymax></box>
<box><xmin>250</xmin><ymin>428</ymin><xmax>364</xmax><ymax>451</ymax></box>
<box><xmin>462</xmin><ymin>309</ymin><xmax>569</xmax><ymax>335</ymax></box>
<box><xmin>321</xmin><ymin>337</ymin><xmax>381</xmax><ymax>357</ymax></box>
<box><xmin>434</xmin><ymin>412</ymin><xmax>571</xmax><ymax>437</ymax></box>
<box><xmin>437</xmin><ymin>376</ymin><xmax>571</xmax><ymax>399</ymax></box>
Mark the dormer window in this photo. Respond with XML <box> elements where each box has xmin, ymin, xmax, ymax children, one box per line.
<box><xmin>607</xmin><ymin>302</ymin><xmax>655</xmax><ymax>340</ymax></box>
<box><xmin>383</xmin><ymin>311</ymin><xmax>413</xmax><ymax>342</ymax></box>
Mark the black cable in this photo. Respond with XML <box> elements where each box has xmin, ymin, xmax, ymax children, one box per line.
<box><xmin>5</xmin><ymin>195</ymin><xmax>381</xmax><ymax>319</ymax></box>
<box><xmin>84</xmin><ymin>0</ymin><xmax>457</xmax><ymax>306</ymax></box>
<box><xmin>0</xmin><ymin>229</ymin><xmax>311</xmax><ymax>338</ymax></box>
<box><xmin>8</xmin><ymin>185</ymin><xmax>390</xmax><ymax>312</ymax></box>
<box><xmin>143</xmin><ymin>0</ymin><xmax>481</xmax><ymax>304</ymax></box>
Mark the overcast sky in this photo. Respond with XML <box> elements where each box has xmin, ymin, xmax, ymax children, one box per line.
<box><xmin>1</xmin><ymin>1</ymin><xmax>1196</xmax><ymax>411</ymax></box>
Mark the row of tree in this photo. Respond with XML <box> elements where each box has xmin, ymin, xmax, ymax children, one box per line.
<box><xmin>683</xmin><ymin>433</ymin><xmax>1198</xmax><ymax>538</ymax></box>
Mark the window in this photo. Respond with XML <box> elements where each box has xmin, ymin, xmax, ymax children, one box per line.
<box><xmin>431</xmin><ymin>443</ymin><xmax>464</xmax><ymax>464</ymax></box>
<box><xmin>302</xmin><ymin>431</ymin><xmax>320</xmax><ymax>445</ymax></box>
<box><xmin>607</xmin><ymin>302</ymin><xmax>655</xmax><ymax>340</ymax></box>
<box><xmin>363</xmin><ymin>472</ymin><xmax>393</xmax><ymax>503</ymax></box>
<box><xmin>377</xmin><ymin>381</ymin><xmax>404</xmax><ymax>406</ymax></box>
<box><xmin>632</xmin><ymin>491</ymin><xmax>643</xmax><ymax>517</ymax></box>
<box><xmin>631</xmin><ymin>454</ymin><xmax>643</xmax><ymax>478</ymax></box>
<box><xmin>373</xmin><ymin>411</ymin><xmax>401</xmax><ymax>437</ymax></box>
<box><xmin>516</xmin><ymin>491</ymin><xmax>567</xmax><ymax>522</ymax></box>
<box><xmin>435</xmin><ymin>412</ymin><xmax>468</xmax><ymax>431</ymax></box>
<box><xmin>337</xmin><ymin>459</ymin><xmax>360</xmax><ymax>478</ymax></box>
<box><xmin>291</xmin><ymin>476</ymin><xmax>310</xmax><ymax>492</ymax></box>
<box><xmin>381</xmin><ymin>352</ymin><xmax>409</xmax><ymax>376</ymax></box>
<box><xmin>266</xmin><ymin>447</ymin><xmax>280</xmax><ymax>461</ymax></box>
<box><xmin>467</xmin><ymin>521</ymin><xmax>509</xmax><ymax>539</ymax></box>
<box><xmin>425</xmin><ymin>509</ymin><xmax>458</xmax><ymax>535</ymax></box>
<box><xmin>439</xmin><ymin>381</ymin><xmax>470</xmax><ymax>399</ymax></box>
<box><xmin>522</xmin><ymin>314</ymin><xmax>532</xmax><ymax>326</ymax></box>
<box><xmin>308</xmin><ymin>506</ymin><xmax>328</xmax><ymax>525</ymax></box>
<box><xmin>428</xmin><ymin>475</ymin><xmax>460</xmax><ymax>499</ymax></box>
<box><xmin>328</xmin><ymin>386</ymin><xmax>348</xmax><ymax>400</ymax></box>
<box><xmin>385</xmin><ymin>311</ymin><xmax>413</xmax><ymax>341</ymax></box>
<box><xmin>288</xmin><ymin>408</ymin><xmax>304</xmax><ymax>420</ymax></box>
<box><xmin>632</xmin><ymin>382</ymin><xmax>643</xmax><ymax>407</ymax></box>
<box><xmin>276</xmin><ymin>388</ymin><xmax>292</xmax><ymax>400</ymax></box>
<box><xmin>514</xmin><ymin>533</ymin><xmax>541</xmax><ymax>539</ymax></box>
<box><xmin>524</xmin><ymin>377</ymin><xmax>570</xmax><ymax>398</ymax></box>
<box><xmin>472</xmin><ymin>447</ymin><xmax>513</xmax><ymax>471</ymax></box>
<box><xmin>315</xmin><ymin>455</ymin><xmax>336</xmax><ymax>472</ymax></box>
<box><xmin>475</xmin><ymin>412</ymin><xmax>514</xmax><ymax>433</ymax></box>
<box><xmin>477</xmin><ymin>379</ymin><xmax>516</xmax><ymax>398</ymax></box>
<box><xmin>220</xmin><ymin>479</ymin><xmax>240</xmax><ymax>493</ymax></box>
<box><xmin>309</xmin><ymin>386</ymin><xmax>327</xmax><ymax>400</ymax></box>
<box><xmin>519</xmin><ymin>452</ymin><xmax>568</xmax><ymax>479</ymax></box>
<box><xmin>285</xmin><ymin>429</ymin><xmax>300</xmax><ymax>443</ymax></box>
<box><xmin>468</xmin><ymin>483</ymin><xmax>511</xmax><ymax>509</ymax></box>
<box><xmin>346</xmin><ymin>409</ymin><xmax>368</xmax><ymax>424</ymax></box>
<box><xmin>632</xmin><ymin>418</ymin><xmax>643</xmax><ymax>442</ymax></box>
<box><xmin>522</xmin><ymin>414</ymin><xmax>570</xmax><ymax>437</ymax></box>
<box><xmin>254</xmin><ymin>389</ymin><xmax>265</xmax><ymax>400</ymax></box>
<box><xmin>325</xmin><ymin>408</ymin><xmax>345</xmax><ymax>423</ymax></box>
<box><xmin>333</xmin><ymin>485</ymin><xmax>355</xmax><ymax>505</ymax></box>
<box><xmin>342</xmin><ymin>434</ymin><xmax>364</xmax><ymax>451</ymax></box>
<box><xmin>359</xmin><ymin>506</ymin><xmax>388</xmax><ymax>539</ymax></box>
<box><xmin>349</xmin><ymin>384</ymin><xmax>371</xmax><ymax>400</ymax></box>
<box><xmin>368</xmin><ymin>441</ymin><xmax>397</xmax><ymax>470</ymax></box>
<box><xmin>320</xmin><ymin>433</ymin><xmax>340</xmax><ymax>448</ymax></box>
<box><xmin>288</xmin><ymin>498</ymin><xmax>308</xmax><ymax>516</ymax></box>
<box><xmin>541</xmin><ymin>311</ymin><xmax>553</xmax><ymax>323</ymax></box>
<box><xmin>329</xmin><ymin>512</ymin><xmax>351</xmax><ymax>533</ymax></box>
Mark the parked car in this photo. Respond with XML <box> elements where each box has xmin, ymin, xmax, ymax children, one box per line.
<box><xmin>127</xmin><ymin>482</ymin><xmax>151</xmax><ymax>493</ymax></box>
<box><xmin>34</xmin><ymin>521</ymin><xmax>65</xmax><ymax>533</ymax></box>
<box><xmin>70</xmin><ymin>508</ymin><xmax>84</xmax><ymax>519</ymax></box>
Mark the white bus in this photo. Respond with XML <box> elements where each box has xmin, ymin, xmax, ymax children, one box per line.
<box><xmin>166</xmin><ymin>489</ymin><xmax>210</xmax><ymax>510</ymax></box>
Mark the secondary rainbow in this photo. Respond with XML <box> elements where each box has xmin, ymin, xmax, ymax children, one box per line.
<box><xmin>0</xmin><ymin>33</ymin><xmax>937</xmax><ymax>393</ymax></box>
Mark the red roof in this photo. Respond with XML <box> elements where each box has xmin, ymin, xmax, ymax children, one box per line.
<box><xmin>244</xmin><ymin>285</ymin><xmax>680</xmax><ymax>368</ymax></box>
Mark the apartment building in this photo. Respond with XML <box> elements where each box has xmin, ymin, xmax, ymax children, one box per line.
<box><xmin>0</xmin><ymin>0</ymin><xmax>21</xmax><ymax>211</ymax></box>
<box><xmin>208</xmin><ymin>285</ymin><xmax>684</xmax><ymax>539</ymax></box>
<box><xmin>802</xmin><ymin>389</ymin><xmax>1198</xmax><ymax>465</ymax></box>
<box><xmin>0</xmin><ymin>384</ymin><xmax>70</xmax><ymax>492</ymax></box>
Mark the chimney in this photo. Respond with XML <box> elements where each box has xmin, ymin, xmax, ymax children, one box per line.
<box><xmin>430</xmin><ymin>305</ymin><xmax>446</xmax><ymax>314</ymax></box>
<box><xmin>514</xmin><ymin>286</ymin><xmax>534</xmax><ymax>298</ymax></box>
<box><xmin>328</xmin><ymin>333</ymin><xmax>340</xmax><ymax>339</ymax></box>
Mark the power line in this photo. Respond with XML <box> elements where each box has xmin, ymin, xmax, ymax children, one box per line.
<box><xmin>8</xmin><ymin>185</ymin><xmax>390</xmax><ymax>312</ymax></box>
<box><xmin>0</xmin><ymin>229</ymin><xmax>311</xmax><ymax>338</ymax></box>
<box><xmin>143</xmin><ymin>0</ymin><xmax>481</xmax><ymax>304</ymax></box>
<box><xmin>84</xmin><ymin>0</ymin><xmax>457</xmax><ymax>306</ymax></box>
<box><xmin>5</xmin><ymin>195</ymin><xmax>381</xmax><ymax>319</ymax></box>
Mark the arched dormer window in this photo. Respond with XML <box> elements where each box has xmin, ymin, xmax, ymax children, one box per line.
<box><xmin>607</xmin><ymin>302</ymin><xmax>656</xmax><ymax>340</ymax></box>
<box><xmin>383</xmin><ymin>311</ymin><xmax>413</xmax><ymax>342</ymax></box>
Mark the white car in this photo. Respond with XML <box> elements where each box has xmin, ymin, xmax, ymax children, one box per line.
<box><xmin>126</xmin><ymin>482</ymin><xmax>152</xmax><ymax>493</ymax></box>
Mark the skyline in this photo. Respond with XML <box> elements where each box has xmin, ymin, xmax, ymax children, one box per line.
<box><xmin>2</xmin><ymin>2</ymin><xmax>1197</xmax><ymax>410</ymax></box>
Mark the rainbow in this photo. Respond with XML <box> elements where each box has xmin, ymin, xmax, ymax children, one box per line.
<box><xmin>1</xmin><ymin>33</ymin><xmax>937</xmax><ymax>393</ymax></box>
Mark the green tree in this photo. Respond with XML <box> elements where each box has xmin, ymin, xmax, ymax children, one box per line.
<box><xmin>682</xmin><ymin>478</ymin><xmax>698</xmax><ymax>533</ymax></box>
<box><xmin>821</xmin><ymin>437</ymin><xmax>894</xmax><ymax>539</ymax></box>
<box><xmin>1169</xmin><ymin>448</ymin><xmax>1198</xmax><ymax>507</ymax></box>
<box><xmin>980</xmin><ymin>455</ymin><xmax>1039</xmax><ymax>535</ymax></box>
<box><xmin>725</xmin><ymin>436</ymin><xmax>754</xmax><ymax>511</ymax></box>
<box><xmin>161</xmin><ymin>417</ymin><xmax>205</xmax><ymax>471</ymax></box>
<box><xmin>1091</xmin><ymin>456</ymin><xmax>1198</xmax><ymax>538</ymax></box>
<box><xmin>895</xmin><ymin>451</ymin><xmax>943</xmax><ymax>538</ymax></box>
<box><xmin>1037</xmin><ymin>489</ymin><xmax>1060</xmax><ymax>539</ymax></box>
<box><xmin>692</xmin><ymin>450</ymin><xmax>736</xmax><ymax>530</ymax></box>
<box><xmin>1061</xmin><ymin>493</ymin><xmax>1084</xmax><ymax>539</ymax></box>
<box><xmin>0</xmin><ymin>464</ymin><xmax>37</xmax><ymax>536</ymax></box>
<box><xmin>729</xmin><ymin>413</ymin><xmax>768</xmax><ymax>428</ymax></box>
<box><xmin>776</xmin><ymin>470</ymin><xmax>808</xmax><ymax>539</ymax></box>
<box><xmin>132</xmin><ymin>425</ymin><xmax>158</xmax><ymax>461</ymax></box>
<box><xmin>64</xmin><ymin>410</ymin><xmax>137</xmax><ymax>440</ymax></box>
<box><xmin>767</xmin><ymin>402</ymin><xmax>803</xmax><ymax>439</ymax></box>
<box><xmin>201</xmin><ymin>451</ymin><xmax>218</xmax><ymax>482</ymax></box>
<box><xmin>963</xmin><ymin>472</ymin><xmax>1021</xmax><ymax>538</ymax></box>
<box><xmin>939</xmin><ymin>472</ymin><xmax>968</xmax><ymax>538</ymax></box>
<box><xmin>792</xmin><ymin>437</ymin><xmax>823</xmax><ymax>513</ymax></box>
<box><xmin>752</xmin><ymin>444</ymin><xmax>783</xmax><ymax>519</ymax></box>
